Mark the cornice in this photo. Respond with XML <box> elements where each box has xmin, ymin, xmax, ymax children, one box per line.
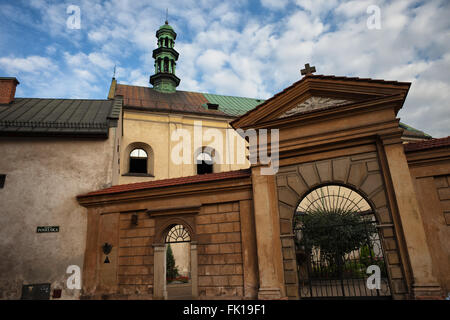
<box><xmin>77</xmin><ymin>176</ymin><xmax>252</xmax><ymax>208</ymax></box>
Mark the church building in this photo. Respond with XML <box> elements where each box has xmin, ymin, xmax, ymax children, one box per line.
<box><xmin>0</xmin><ymin>20</ymin><xmax>449</xmax><ymax>300</ymax></box>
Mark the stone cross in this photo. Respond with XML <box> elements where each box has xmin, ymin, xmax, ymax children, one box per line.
<box><xmin>301</xmin><ymin>63</ymin><xmax>316</xmax><ymax>76</ymax></box>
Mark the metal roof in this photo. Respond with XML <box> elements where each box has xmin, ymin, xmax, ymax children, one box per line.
<box><xmin>116</xmin><ymin>84</ymin><xmax>263</xmax><ymax>118</ymax></box>
<box><xmin>0</xmin><ymin>98</ymin><xmax>119</xmax><ymax>137</ymax></box>
<box><xmin>399</xmin><ymin>122</ymin><xmax>432</xmax><ymax>138</ymax></box>
<box><xmin>116</xmin><ymin>82</ymin><xmax>430</xmax><ymax>138</ymax></box>
<box><xmin>202</xmin><ymin>93</ymin><xmax>263</xmax><ymax>117</ymax></box>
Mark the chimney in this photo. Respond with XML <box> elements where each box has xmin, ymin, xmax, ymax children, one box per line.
<box><xmin>0</xmin><ymin>77</ymin><xmax>20</xmax><ymax>104</ymax></box>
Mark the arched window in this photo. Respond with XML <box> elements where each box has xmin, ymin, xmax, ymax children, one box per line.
<box><xmin>164</xmin><ymin>57</ymin><xmax>169</xmax><ymax>72</ymax></box>
<box><xmin>129</xmin><ymin>148</ymin><xmax>148</xmax><ymax>174</ymax></box>
<box><xmin>196</xmin><ymin>151</ymin><xmax>213</xmax><ymax>175</ymax></box>
<box><xmin>165</xmin><ymin>224</ymin><xmax>191</xmax><ymax>243</ymax></box>
<box><xmin>157</xmin><ymin>58</ymin><xmax>161</xmax><ymax>72</ymax></box>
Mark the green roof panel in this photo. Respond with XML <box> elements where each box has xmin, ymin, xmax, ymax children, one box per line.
<box><xmin>202</xmin><ymin>93</ymin><xmax>264</xmax><ymax>117</ymax></box>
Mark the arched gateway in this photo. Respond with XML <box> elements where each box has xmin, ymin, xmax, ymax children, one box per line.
<box><xmin>164</xmin><ymin>224</ymin><xmax>193</xmax><ymax>299</ymax></box>
<box><xmin>293</xmin><ymin>184</ymin><xmax>391</xmax><ymax>299</ymax></box>
<box><xmin>153</xmin><ymin>215</ymin><xmax>198</xmax><ymax>300</ymax></box>
<box><xmin>275</xmin><ymin>152</ymin><xmax>412</xmax><ymax>299</ymax></box>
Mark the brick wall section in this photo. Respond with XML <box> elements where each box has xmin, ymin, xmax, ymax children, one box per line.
<box><xmin>434</xmin><ymin>175</ymin><xmax>450</xmax><ymax>225</ymax></box>
<box><xmin>118</xmin><ymin>211</ymin><xmax>155</xmax><ymax>296</ymax></box>
<box><xmin>196</xmin><ymin>202</ymin><xmax>244</xmax><ymax>299</ymax></box>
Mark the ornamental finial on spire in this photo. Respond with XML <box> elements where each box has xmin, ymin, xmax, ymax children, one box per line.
<box><xmin>150</xmin><ymin>16</ymin><xmax>180</xmax><ymax>93</ymax></box>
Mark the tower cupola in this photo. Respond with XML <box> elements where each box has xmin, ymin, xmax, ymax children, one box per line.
<box><xmin>149</xmin><ymin>20</ymin><xmax>180</xmax><ymax>93</ymax></box>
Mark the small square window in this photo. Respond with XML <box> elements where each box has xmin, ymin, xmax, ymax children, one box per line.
<box><xmin>0</xmin><ymin>174</ymin><xmax>5</xmax><ymax>188</ymax></box>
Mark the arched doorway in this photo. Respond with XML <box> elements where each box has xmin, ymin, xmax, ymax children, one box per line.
<box><xmin>293</xmin><ymin>185</ymin><xmax>391</xmax><ymax>299</ymax></box>
<box><xmin>153</xmin><ymin>219</ymin><xmax>198</xmax><ymax>300</ymax></box>
<box><xmin>165</xmin><ymin>224</ymin><xmax>192</xmax><ymax>300</ymax></box>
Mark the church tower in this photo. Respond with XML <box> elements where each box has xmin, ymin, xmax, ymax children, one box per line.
<box><xmin>149</xmin><ymin>20</ymin><xmax>180</xmax><ymax>93</ymax></box>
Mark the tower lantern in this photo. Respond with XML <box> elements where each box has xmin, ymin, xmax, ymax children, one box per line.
<box><xmin>149</xmin><ymin>20</ymin><xmax>180</xmax><ymax>93</ymax></box>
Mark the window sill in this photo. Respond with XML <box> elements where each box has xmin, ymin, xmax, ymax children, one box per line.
<box><xmin>122</xmin><ymin>173</ymin><xmax>155</xmax><ymax>177</ymax></box>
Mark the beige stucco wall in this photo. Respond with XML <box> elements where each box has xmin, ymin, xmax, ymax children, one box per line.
<box><xmin>119</xmin><ymin>110</ymin><xmax>249</xmax><ymax>184</ymax></box>
<box><xmin>0</xmin><ymin>127</ymin><xmax>119</xmax><ymax>299</ymax></box>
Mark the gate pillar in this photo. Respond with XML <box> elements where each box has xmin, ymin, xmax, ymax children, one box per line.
<box><xmin>153</xmin><ymin>243</ymin><xmax>167</xmax><ymax>299</ymax></box>
<box><xmin>251</xmin><ymin>166</ymin><xmax>286</xmax><ymax>299</ymax></box>
<box><xmin>382</xmin><ymin>140</ymin><xmax>442</xmax><ymax>298</ymax></box>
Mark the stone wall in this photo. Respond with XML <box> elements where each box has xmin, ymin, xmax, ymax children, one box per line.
<box><xmin>435</xmin><ymin>175</ymin><xmax>450</xmax><ymax>225</ymax></box>
<box><xmin>411</xmin><ymin>173</ymin><xmax>450</xmax><ymax>295</ymax></box>
<box><xmin>196</xmin><ymin>202</ymin><xmax>244</xmax><ymax>299</ymax></box>
<box><xmin>275</xmin><ymin>151</ymin><xmax>408</xmax><ymax>299</ymax></box>
<box><xmin>118</xmin><ymin>211</ymin><xmax>155</xmax><ymax>296</ymax></box>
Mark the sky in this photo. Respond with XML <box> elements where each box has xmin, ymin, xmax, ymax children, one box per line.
<box><xmin>0</xmin><ymin>0</ymin><xmax>449</xmax><ymax>137</ymax></box>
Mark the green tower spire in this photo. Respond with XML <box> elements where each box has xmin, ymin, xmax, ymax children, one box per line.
<box><xmin>149</xmin><ymin>20</ymin><xmax>180</xmax><ymax>93</ymax></box>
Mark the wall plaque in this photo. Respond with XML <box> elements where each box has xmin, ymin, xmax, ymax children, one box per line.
<box><xmin>36</xmin><ymin>226</ymin><xmax>59</xmax><ymax>233</ymax></box>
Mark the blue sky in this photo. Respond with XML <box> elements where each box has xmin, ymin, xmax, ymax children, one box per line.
<box><xmin>0</xmin><ymin>0</ymin><xmax>449</xmax><ymax>137</ymax></box>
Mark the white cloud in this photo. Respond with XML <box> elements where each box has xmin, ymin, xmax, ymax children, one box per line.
<box><xmin>0</xmin><ymin>0</ymin><xmax>449</xmax><ymax>137</ymax></box>
<box><xmin>0</xmin><ymin>56</ymin><xmax>56</xmax><ymax>74</ymax></box>
<box><xmin>261</xmin><ymin>0</ymin><xmax>290</xmax><ymax>10</ymax></box>
<box><xmin>197</xmin><ymin>50</ymin><xmax>229</xmax><ymax>73</ymax></box>
<box><xmin>295</xmin><ymin>0</ymin><xmax>340</xmax><ymax>15</ymax></box>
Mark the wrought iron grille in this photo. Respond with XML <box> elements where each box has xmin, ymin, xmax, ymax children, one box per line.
<box><xmin>293</xmin><ymin>185</ymin><xmax>391</xmax><ymax>299</ymax></box>
<box><xmin>165</xmin><ymin>224</ymin><xmax>191</xmax><ymax>243</ymax></box>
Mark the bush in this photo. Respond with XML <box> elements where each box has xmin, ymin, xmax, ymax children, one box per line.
<box><xmin>295</xmin><ymin>205</ymin><xmax>377</xmax><ymax>276</ymax></box>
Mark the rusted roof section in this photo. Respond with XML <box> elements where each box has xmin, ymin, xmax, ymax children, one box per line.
<box><xmin>77</xmin><ymin>169</ymin><xmax>251</xmax><ymax>198</ymax></box>
<box><xmin>404</xmin><ymin>136</ymin><xmax>450</xmax><ymax>152</ymax></box>
<box><xmin>116</xmin><ymin>84</ymin><xmax>233</xmax><ymax>118</ymax></box>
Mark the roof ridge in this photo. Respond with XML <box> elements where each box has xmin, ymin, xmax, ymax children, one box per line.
<box><xmin>404</xmin><ymin>136</ymin><xmax>450</xmax><ymax>152</ymax></box>
<box><xmin>306</xmin><ymin>74</ymin><xmax>411</xmax><ymax>85</ymax></box>
<box><xmin>14</xmin><ymin>97</ymin><xmax>113</xmax><ymax>102</ymax></box>
<box><xmin>0</xmin><ymin>120</ymin><xmax>108</xmax><ymax>128</ymax></box>
<box><xmin>116</xmin><ymin>83</ymin><xmax>264</xmax><ymax>101</ymax></box>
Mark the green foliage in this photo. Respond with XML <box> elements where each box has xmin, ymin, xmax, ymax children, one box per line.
<box><xmin>166</xmin><ymin>244</ymin><xmax>179</xmax><ymax>282</ymax></box>
<box><xmin>295</xmin><ymin>205</ymin><xmax>377</xmax><ymax>268</ymax></box>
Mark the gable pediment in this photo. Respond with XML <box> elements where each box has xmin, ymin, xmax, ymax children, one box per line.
<box><xmin>231</xmin><ymin>75</ymin><xmax>411</xmax><ymax>129</ymax></box>
<box><xmin>277</xmin><ymin>97</ymin><xmax>353</xmax><ymax>119</ymax></box>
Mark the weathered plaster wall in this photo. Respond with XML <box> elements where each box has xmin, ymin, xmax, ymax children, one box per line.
<box><xmin>119</xmin><ymin>111</ymin><xmax>249</xmax><ymax>184</ymax></box>
<box><xmin>0</xmin><ymin>130</ymin><xmax>117</xmax><ymax>299</ymax></box>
